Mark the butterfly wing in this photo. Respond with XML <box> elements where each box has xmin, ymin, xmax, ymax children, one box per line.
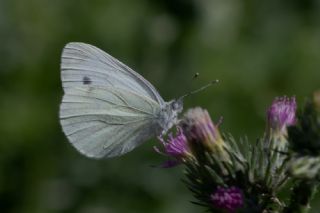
<box><xmin>60</xmin><ymin>85</ymin><xmax>162</xmax><ymax>158</ymax></box>
<box><xmin>59</xmin><ymin>43</ymin><xmax>164</xmax><ymax>158</ymax></box>
<box><xmin>61</xmin><ymin>42</ymin><xmax>164</xmax><ymax>106</ymax></box>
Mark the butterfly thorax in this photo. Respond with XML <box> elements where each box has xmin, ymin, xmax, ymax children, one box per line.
<box><xmin>157</xmin><ymin>99</ymin><xmax>183</xmax><ymax>135</ymax></box>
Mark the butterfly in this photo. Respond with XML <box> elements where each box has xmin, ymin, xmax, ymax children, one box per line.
<box><xmin>59</xmin><ymin>42</ymin><xmax>184</xmax><ymax>158</ymax></box>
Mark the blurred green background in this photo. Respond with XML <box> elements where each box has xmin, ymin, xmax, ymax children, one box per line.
<box><xmin>1</xmin><ymin>0</ymin><xmax>320</xmax><ymax>212</ymax></box>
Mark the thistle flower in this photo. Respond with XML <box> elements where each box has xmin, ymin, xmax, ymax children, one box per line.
<box><xmin>267</xmin><ymin>96</ymin><xmax>297</xmax><ymax>136</ymax></box>
<box><xmin>210</xmin><ymin>186</ymin><xmax>243</xmax><ymax>213</ymax></box>
<box><xmin>155</xmin><ymin>128</ymin><xmax>191</xmax><ymax>167</ymax></box>
<box><xmin>180</xmin><ymin>107</ymin><xmax>226</xmax><ymax>155</ymax></box>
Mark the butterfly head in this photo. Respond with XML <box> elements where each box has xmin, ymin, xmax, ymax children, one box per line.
<box><xmin>158</xmin><ymin>99</ymin><xmax>183</xmax><ymax>135</ymax></box>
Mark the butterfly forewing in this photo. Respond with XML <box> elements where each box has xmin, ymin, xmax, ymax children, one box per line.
<box><xmin>61</xmin><ymin>42</ymin><xmax>164</xmax><ymax>105</ymax></box>
<box><xmin>60</xmin><ymin>43</ymin><xmax>165</xmax><ymax>158</ymax></box>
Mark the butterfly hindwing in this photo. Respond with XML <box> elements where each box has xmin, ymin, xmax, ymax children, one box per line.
<box><xmin>60</xmin><ymin>86</ymin><xmax>162</xmax><ymax>158</ymax></box>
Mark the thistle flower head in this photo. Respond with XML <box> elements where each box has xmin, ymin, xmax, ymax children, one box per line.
<box><xmin>155</xmin><ymin>128</ymin><xmax>191</xmax><ymax>167</ymax></box>
<box><xmin>267</xmin><ymin>96</ymin><xmax>297</xmax><ymax>135</ymax></box>
<box><xmin>161</xmin><ymin>129</ymin><xmax>189</xmax><ymax>158</ymax></box>
<box><xmin>181</xmin><ymin>107</ymin><xmax>223</xmax><ymax>148</ymax></box>
<box><xmin>210</xmin><ymin>186</ymin><xmax>243</xmax><ymax>213</ymax></box>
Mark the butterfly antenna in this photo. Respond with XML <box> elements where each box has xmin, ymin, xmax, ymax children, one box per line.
<box><xmin>179</xmin><ymin>79</ymin><xmax>219</xmax><ymax>100</ymax></box>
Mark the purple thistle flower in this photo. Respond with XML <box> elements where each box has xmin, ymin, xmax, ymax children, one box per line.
<box><xmin>267</xmin><ymin>96</ymin><xmax>297</xmax><ymax>134</ymax></box>
<box><xmin>162</xmin><ymin>130</ymin><xmax>189</xmax><ymax>158</ymax></box>
<box><xmin>211</xmin><ymin>186</ymin><xmax>243</xmax><ymax>213</ymax></box>
<box><xmin>155</xmin><ymin>128</ymin><xmax>190</xmax><ymax>167</ymax></box>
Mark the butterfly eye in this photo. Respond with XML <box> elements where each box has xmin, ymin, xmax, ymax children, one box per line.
<box><xmin>173</xmin><ymin>103</ymin><xmax>178</xmax><ymax>110</ymax></box>
<box><xmin>171</xmin><ymin>99</ymin><xmax>183</xmax><ymax>112</ymax></box>
<box><xmin>172</xmin><ymin>102</ymin><xmax>180</xmax><ymax>110</ymax></box>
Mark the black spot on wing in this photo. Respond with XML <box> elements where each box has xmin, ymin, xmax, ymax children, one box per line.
<box><xmin>83</xmin><ymin>76</ymin><xmax>92</xmax><ymax>85</ymax></box>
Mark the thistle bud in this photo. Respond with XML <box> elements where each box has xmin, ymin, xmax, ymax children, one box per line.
<box><xmin>313</xmin><ymin>90</ymin><xmax>320</xmax><ymax>112</ymax></box>
<box><xmin>288</xmin><ymin>96</ymin><xmax>320</xmax><ymax>156</ymax></box>
<box><xmin>288</xmin><ymin>155</ymin><xmax>320</xmax><ymax>179</ymax></box>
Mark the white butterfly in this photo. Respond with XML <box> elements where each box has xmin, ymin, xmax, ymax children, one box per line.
<box><xmin>59</xmin><ymin>42</ymin><xmax>184</xmax><ymax>158</ymax></box>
